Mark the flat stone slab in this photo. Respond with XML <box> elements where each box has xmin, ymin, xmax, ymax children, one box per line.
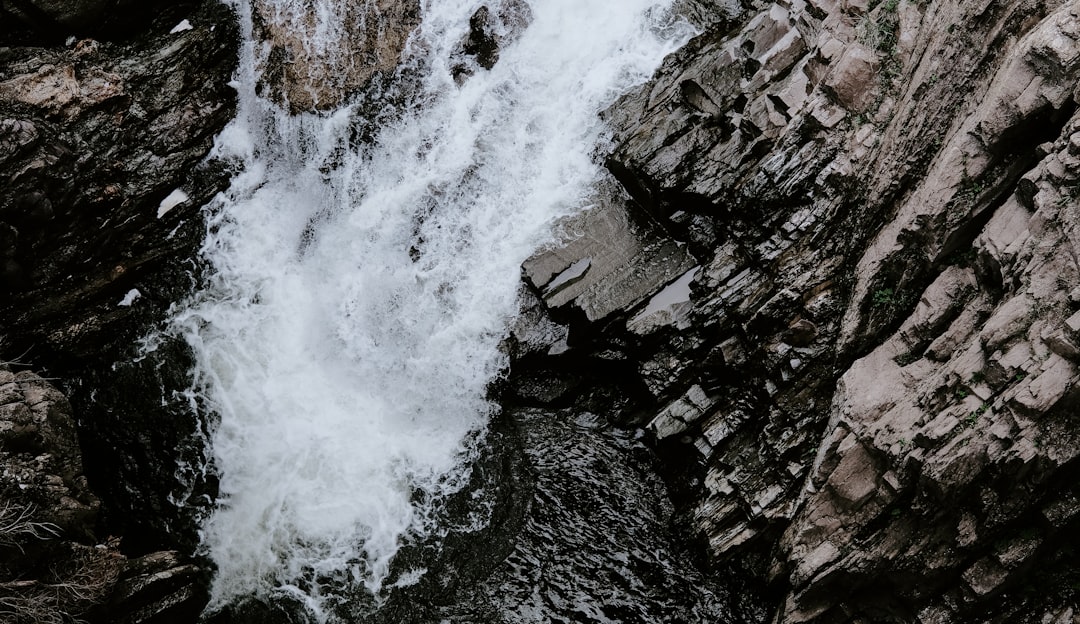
<box><xmin>523</xmin><ymin>201</ymin><xmax>696</xmax><ymax>321</ymax></box>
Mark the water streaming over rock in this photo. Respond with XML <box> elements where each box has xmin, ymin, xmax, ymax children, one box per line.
<box><xmin>163</xmin><ymin>0</ymin><xmax>698</xmax><ymax>620</ymax></box>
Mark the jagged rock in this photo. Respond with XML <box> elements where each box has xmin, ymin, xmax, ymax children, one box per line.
<box><xmin>0</xmin><ymin>0</ymin><xmax>237</xmax><ymax>360</ymax></box>
<box><xmin>106</xmin><ymin>550</ymin><xmax>208</xmax><ymax>624</ymax></box>
<box><xmin>509</xmin><ymin>0</ymin><xmax>1080</xmax><ymax>620</ymax></box>
<box><xmin>522</xmin><ymin>195</ymin><xmax>697</xmax><ymax>323</ymax></box>
<box><xmin>0</xmin><ymin>2</ymin><xmax>235</xmax><ymax>618</ymax></box>
<box><xmin>0</xmin><ymin>364</ymin><xmax>207</xmax><ymax>622</ymax></box>
<box><xmin>451</xmin><ymin>1</ymin><xmax>533</xmax><ymax>81</ymax></box>
<box><xmin>0</xmin><ymin>0</ymin><xmax>201</xmax><ymax>42</ymax></box>
<box><xmin>0</xmin><ymin>365</ymin><xmax>119</xmax><ymax>622</ymax></box>
<box><xmin>0</xmin><ymin>366</ymin><xmax>97</xmax><ymax>538</ymax></box>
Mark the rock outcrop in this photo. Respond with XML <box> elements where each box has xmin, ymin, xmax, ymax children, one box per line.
<box><xmin>5</xmin><ymin>0</ymin><xmax>1080</xmax><ymax>620</ymax></box>
<box><xmin>0</xmin><ymin>0</ymin><xmax>237</xmax><ymax>361</ymax></box>
<box><xmin>0</xmin><ymin>365</ymin><xmax>208</xmax><ymax>623</ymax></box>
<box><xmin>0</xmin><ymin>1</ymin><xmax>237</xmax><ymax>619</ymax></box>
<box><xmin>0</xmin><ymin>0</ymin><xmax>203</xmax><ymax>43</ymax></box>
<box><xmin>508</xmin><ymin>0</ymin><xmax>1080</xmax><ymax>620</ymax></box>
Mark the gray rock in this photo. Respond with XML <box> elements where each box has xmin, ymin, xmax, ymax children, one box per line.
<box><xmin>510</xmin><ymin>0</ymin><xmax>1080</xmax><ymax>620</ymax></box>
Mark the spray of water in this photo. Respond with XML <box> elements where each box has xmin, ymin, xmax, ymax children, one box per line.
<box><xmin>165</xmin><ymin>0</ymin><xmax>691</xmax><ymax>617</ymax></box>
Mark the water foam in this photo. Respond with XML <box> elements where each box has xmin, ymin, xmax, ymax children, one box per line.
<box><xmin>167</xmin><ymin>0</ymin><xmax>691</xmax><ymax>617</ymax></box>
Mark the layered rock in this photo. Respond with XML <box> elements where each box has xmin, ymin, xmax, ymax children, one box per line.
<box><xmin>0</xmin><ymin>0</ymin><xmax>238</xmax><ymax>361</ymax></box>
<box><xmin>0</xmin><ymin>0</ymin><xmax>202</xmax><ymax>43</ymax></box>
<box><xmin>509</xmin><ymin>0</ymin><xmax>1080</xmax><ymax>620</ymax></box>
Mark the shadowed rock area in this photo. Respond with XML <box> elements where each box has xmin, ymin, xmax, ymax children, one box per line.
<box><xmin>0</xmin><ymin>1</ymin><xmax>238</xmax><ymax>621</ymax></box>
<box><xmin>0</xmin><ymin>365</ymin><xmax>209</xmax><ymax>623</ymax></box>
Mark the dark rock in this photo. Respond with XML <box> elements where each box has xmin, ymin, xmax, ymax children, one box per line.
<box><xmin>0</xmin><ymin>365</ymin><xmax>122</xmax><ymax>622</ymax></box>
<box><xmin>0</xmin><ymin>0</ymin><xmax>203</xmax><ymax>43</ymax></box>
<box><xmin>450</xmin><ymin>0</ymin><xmax>532</xmax><ymax>81</ymax></box>
<box><xmin>105</xmin><ymin>550</ymin><xmax>209</xmax><ymax>624</ymax></box>
<box><xmin>0</xmin><ymin>0</ymin><xmax>238</xmax><ymax>616</ymax></box>
<box><xmin>0</xmin><ymin>0</ymin><xmax>238</xmax><ymax>362</ymax></box>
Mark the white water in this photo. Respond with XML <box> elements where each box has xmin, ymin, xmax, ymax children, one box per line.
<box><xmin>166</xmin><ymin>0</ymin><xmax>690</xmax><ymax>618</ymax></box>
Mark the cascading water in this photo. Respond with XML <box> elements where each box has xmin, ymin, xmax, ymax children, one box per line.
<box><xmin>165</xmin><ymin>0</ymin><xmax>693</xmax><ymax>619</ymax></box>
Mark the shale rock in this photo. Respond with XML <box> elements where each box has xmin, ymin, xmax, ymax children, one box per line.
<box><xmin>509</xmin><ymin>0</ymin><xmax>1080</xmax><ymax>620</ymax></box>
<box><xmin>0</xmin><ymin>0</ymin><xmax>236</xmax><ymax>609</ymax></box>
<box><xmin>0</xmin><ymin>0</ymin><xmax>238</xmax><ymax>363</ymax></box>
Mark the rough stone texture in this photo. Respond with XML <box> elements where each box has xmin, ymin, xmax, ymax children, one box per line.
<box><xmin>252</xmin><ymin>0</ymin><xmax>420</xmax><ymax>111</ymax></box>
<box><xmin>508</xmin><ymin>0</ymin><xmax>1080</xmax><ymax>620</ymax></box>
<box><xmin>0</xmin><ymin>1</ymin><xmax>237</xmax><ymax>620</ymax></box>
<box><xmin>0</xmin><ymin>1</ymin><xmax>238</xmax><ymax>555</ymax></box>
<box><xmin>0</xmin><ymin>365</ymin><xmax>208</xmax><ymax>623</ymax></box>
<box><xmin>0</xmin><ymin>366</ymin><xmax>98</xmax><ymax>540</ymax></box>
<box><xmin>0</xmin><ymin>0</ymin><xmax>238</xmax><ymax>362</ymax></box>
<box><xmin>0</xmin><ymin>0</ymin><xmax>203</xmax><ymax>43</ymax></box>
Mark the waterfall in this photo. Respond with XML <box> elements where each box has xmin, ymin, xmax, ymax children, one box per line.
<box><xmin>165</xmin><ymin>0</ymin><xmax>691</xmax><ymax>618</ymax></box>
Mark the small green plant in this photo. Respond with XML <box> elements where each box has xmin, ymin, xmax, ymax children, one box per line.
<box><xmin>954</xmin><ymin>387</ymin><xmax>970</xmax><ymax>400</ymax></box>
<box><xmin>957</xmin><ymin>178</ymin><xmax>987</xmax><ymax>204</ymax></box>
<box><xmin>895</xmin><ymin>352</ymin><xmax>921</xmax><ymax>366</ymax></box>
<box><xmin>969</xmin><ymin>371</ymin><xmax>986</xmax><ymax>384</ymax></box>
<box><xmin>964</xmin><ymin>403</ymin><xmax>991</xmax><ymax>428</ymax></box>
<box><xmin>872</xmin><ymin>287</ymin><xmax>897</xmax><ymax>308</ymax></box>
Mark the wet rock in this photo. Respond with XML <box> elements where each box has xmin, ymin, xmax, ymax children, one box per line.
<box><xmin>0</xmin><ymin>0</ymin><xmax>238</xmax><ymax>360</ymax></box>
<box><xmin>0</xmin><ymin>2</ymin><xmax>236</xmax><ymax>619</ymax></box>
<box><xmin>252</xmin><ymin>0</ymin><xmax>420</xmax><ymax>111</ymax></box>
<box><xmin>0</xmin><ymin>366</ymin><xmax>117</xmax><ymax>622</ymax></box>
<box><xmin>0</xmin><ymin>366</ymin><xmax>97</xmax><ymax>538</ymax></box>
<box><xmin>0</xmin><ymin>364</ymin><xmax>207</xmax><ymax>622</ymax></box>
<box><xmin>522</xmin><ymin>195</ymin><xmax>696</xmax><ymax>323</ymax></box>
<box><xmin>451</xmin><ymin>1</ymin><xmax>533</xmax><ymax>81</ymax></box>
<box><xmin>0</xmin><ymin>0</ymin><xmax>202</xmax><ymax>42</ymax></box>
<box><xmin>106</xmin><ymin>550</ymin><xmax>209</xmax><ymax>624</ymax></box>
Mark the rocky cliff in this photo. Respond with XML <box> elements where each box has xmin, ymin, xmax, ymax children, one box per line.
<box><xmin>3</xmin><ymin>0</ymin><xmax>1080</xmax><ymax>622</ymax></box>
<box><xmin>510</xmin><ymin>0</ymin><xmax>1080</xmax><ymax>621</ymax></box>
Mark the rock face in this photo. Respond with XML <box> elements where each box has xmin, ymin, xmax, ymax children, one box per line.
<box><xmin>0</xmin><ymin>0</ymin><xmax>202</xmax><ymax>42</ymax></box>
<box><xmin>0</xmin><ymin>0</ymin><xmax>237</xmax><ymax>618</ymax></box>
<box><xmin>0</xmin><ymin>0</ymin><xmax>237</xmax><ymax>361</ymax></box>
<box><xmin>252</xmin><ymin>0</ymin><xmax>421</xmax><ymax>111</ymax></box>
<box><xmin>0</xmin><ymin>366</ymin><xmax>208</xmax><ymax>623</ymax></box>
<box><xmin>508</xmin><ymin>0</ymin><xmax>1080</xmax><ymax>620</ymax></box>
<box><xmin>3</xmin><ymin>0</ymin><xmax>1080</xmax><ymax>621</ymax></box>
<box><xmin>0</xmin><ymin>0</ymin><xmax>239</xmax><ymax>555</ymax></box>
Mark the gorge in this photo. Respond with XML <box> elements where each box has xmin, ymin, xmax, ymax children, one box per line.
<box><xmin>2</xmin><ymin>0</ymin><xmax>1080</xmax><ymax>622</ymax></box>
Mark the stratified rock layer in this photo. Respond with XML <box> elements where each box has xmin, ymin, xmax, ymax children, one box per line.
<box><xmin>0</xmin><ymin>0</ymin><xmax>238</xmax><ymax>361</ymax></box>
<box><xmin>0</xmin><ymin>0</ymin><xmax>239</xmax><ymax>610</ymax></box>
<box><xmin>509</xmin><ymin>0</ymin><xmax>1080</xmax><ymax>621</ymax></box>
